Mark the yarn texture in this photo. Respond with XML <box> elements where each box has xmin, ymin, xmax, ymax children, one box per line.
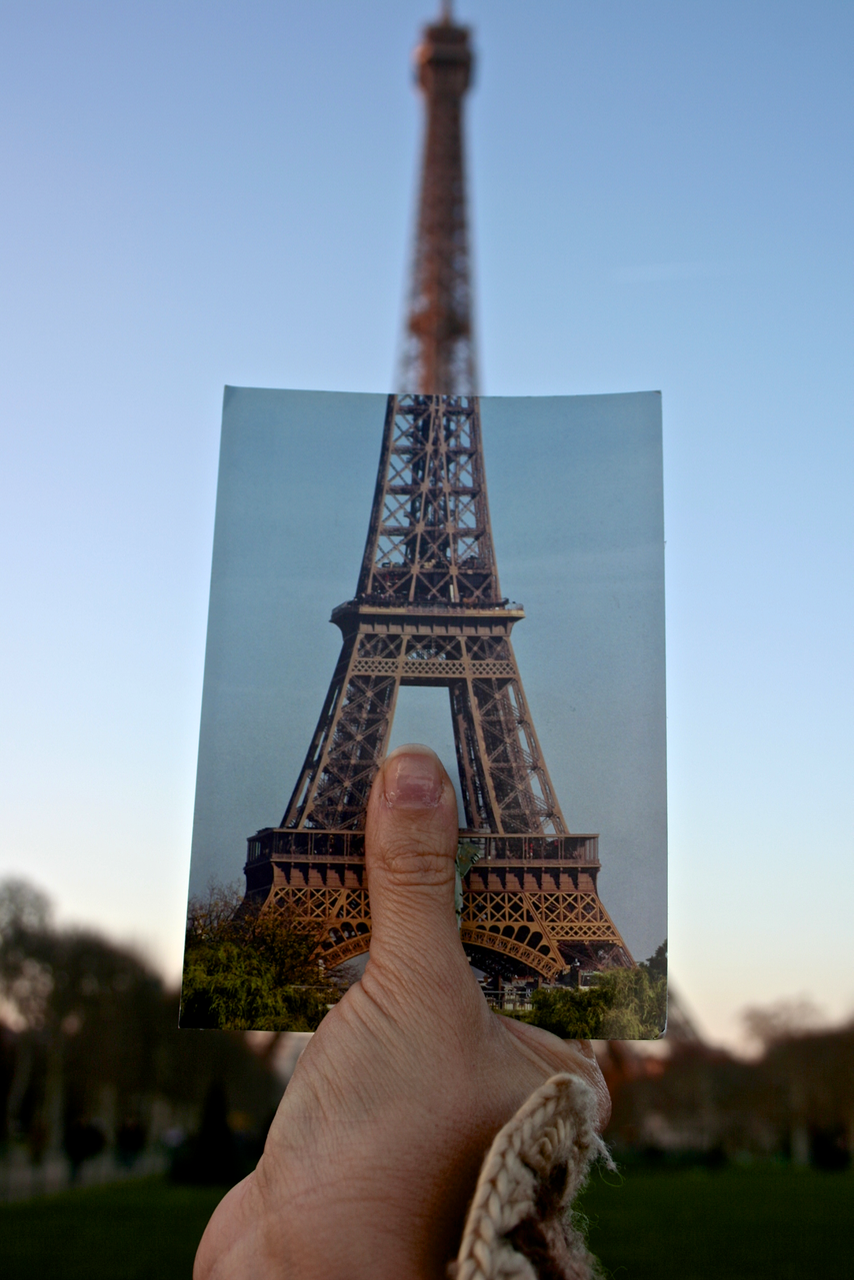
<box><xmin>450</xmin><ymin>1072</ymin><xmax>610</xmax><ymax>1280</ymax></box>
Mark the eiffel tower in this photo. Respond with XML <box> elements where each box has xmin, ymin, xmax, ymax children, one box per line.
<box><xmin>243</xmin><ymin>5</ymin><xmax>632</xmax><ymax>985</ymax></box>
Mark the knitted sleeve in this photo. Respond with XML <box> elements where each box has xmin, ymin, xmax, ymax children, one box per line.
<box><xmin>449</xmin><ymin>1073</ymin><xmax>611</xmax><ymax>1280</ymax></box>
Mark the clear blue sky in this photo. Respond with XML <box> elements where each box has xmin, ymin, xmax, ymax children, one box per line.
<box><xmin>1</xmin><ymin>1</ymin><xmax>851</xmax><ymax>1048</ymax></box>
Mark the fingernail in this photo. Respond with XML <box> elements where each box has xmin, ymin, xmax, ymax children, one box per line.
<box><xmin>382</xmin><ymin>745</ymin><xmax>444</xmax><ymax>809</ymax></box>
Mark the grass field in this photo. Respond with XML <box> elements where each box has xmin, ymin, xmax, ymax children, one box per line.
<box><xmin>0</xmin><ymin>1166</ymin><xmax>851</xmax><ymax>1278</ymax></box>
<box><xmin>0</xmin><ymin>1179</ymin><xmax>224</xmax><ymax>1280</ymax></box>
<box><xmin>578</xmin><ymin>1163</ymin><xmax>854</xmax><ymax>1279</ymax></box>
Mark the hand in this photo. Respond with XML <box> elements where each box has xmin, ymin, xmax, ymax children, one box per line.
<box><xmin>195</xmin><ymin>745</ymin><xmax>610</xmax><ymax>1279</ymax></box>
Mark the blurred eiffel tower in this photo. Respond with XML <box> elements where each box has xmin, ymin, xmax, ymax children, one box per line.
<box><xmin>244</xmin><ymin>3</ymin><xmax>632</xmax><ymax>984</ymax></box>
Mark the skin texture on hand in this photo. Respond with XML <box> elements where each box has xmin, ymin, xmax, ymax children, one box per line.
<box><xmin>194</xmin><ymin>745</ymin><xmax>610</xmax><ymax>1280</ymax></box>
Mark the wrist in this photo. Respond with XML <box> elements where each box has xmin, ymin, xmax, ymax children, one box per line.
<box><xmin>249</xmin><ymin>1167</ymin><xmax>464</xmax><ymax>1280</ymax></box>
<box><xmin>254</xmin><ymin>1128</ymin><xmax>485</xmax><ymax>1279</ymax></box>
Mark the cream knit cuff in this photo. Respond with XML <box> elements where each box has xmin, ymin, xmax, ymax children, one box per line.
<box><xmin>450</xmin><ymin>1073</ymin><xmax>611</xmax><ymax>1280</ymax></box>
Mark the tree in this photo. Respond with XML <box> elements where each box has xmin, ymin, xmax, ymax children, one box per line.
<box><xmin>0</xmin><ymin>878</ymin><xmax>54</xmax><ymax>1029</ymax></box>
<box><xmin>640</xmin><ymin>938</ymin><xmax>667</xmax><ymax>982</ymax></box>
<box><xmin>522</xmin><ymin>984</ymin><xmax>615</xmax><ymax>1039</ymax></box>
<box><xmin>1</xmin><ymin>877</ymin><xmax>285</xmax><ymax>1165</ymax></box>
<box><xmin>741</xmin><ymin>996</ymin><xmax>825</xmax><ymax>1051</ymax></box>
<box><xmin>180</xmin><ymin>883</ymin><xmax>338</xmax><ymax>1031</ymax></box>
<box><xmin>598</xmin><ymin>965</ymin><xmax>668</xmax><ymax>1039</ymax></box>
<box><xmin>514</xmin><ymin>943</ymin><xmax>668</xmax><ymax>1040</ymax></box>
<box><xmin>1</xmin><ymin>876</ymin><xmax>170</xmax><ymax>1156</ymax></box>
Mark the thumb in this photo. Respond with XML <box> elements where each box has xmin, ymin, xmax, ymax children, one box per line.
<box><xmin>364</xmin><ymin>744</ymin><xmax>463</xmax><ymax>978</ymax></box>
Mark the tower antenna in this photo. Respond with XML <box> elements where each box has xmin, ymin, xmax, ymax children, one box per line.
<box><xmin>398</xmin><ymin>4</ymin><xmax>476</xmax><ymax>393</ymax></box>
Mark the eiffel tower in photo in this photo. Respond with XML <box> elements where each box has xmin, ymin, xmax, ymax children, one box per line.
<box><xmin>243</xmin><ymin>4</ymin><xmax>632</xmax><ymax>985</ymax></box>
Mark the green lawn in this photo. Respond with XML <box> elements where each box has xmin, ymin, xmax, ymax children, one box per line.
<box><xmin>0</xmin><ymin>1166</ymin><xmax>851</xmax><ymax>1279</ymax></box>
<box><xmin>0</xmin><ymin>1179</ymin><xmax>225</xmax><ymax>1280</ymax></box>
<box><xmin>578</xmin><ymin>1163</ymin><xmax>854</xmax><ymax>1279</ymax></box>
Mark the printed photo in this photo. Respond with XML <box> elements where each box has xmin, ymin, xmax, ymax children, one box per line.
<box><xmin>182</xmin><ymin>388</ymin><xmax>667</xmax><ymax>1037</ymax></box>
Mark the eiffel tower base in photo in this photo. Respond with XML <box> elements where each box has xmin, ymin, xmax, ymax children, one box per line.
<box><xmin>244</xmin><ymin>394</ymin><xmax>632</xmax><ymax>986</ymax></box>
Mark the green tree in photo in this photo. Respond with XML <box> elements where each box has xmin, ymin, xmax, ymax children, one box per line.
<box><xmin>523</xmin><ymin>983</ymin><xmax>615</xmax><ymax>1039</ymax></box>
<box><xmin>639</xmin><ymin>938</ymin><xmax>668</xmax><ymax>982</ymax></box>
<box><xmin>512</xmin><ymin>941</ymin><xmax>668</xmax><ymax>1039</ymax></box>
<box><xmin>180</xmin><ymin>883</ymin><xmax>339</xmax><ymax>1032</ymax></box>
<box><xmin>599</xmin><ymin>964</ymin><xmax>668</xmax><ymax>1039</ymax></box>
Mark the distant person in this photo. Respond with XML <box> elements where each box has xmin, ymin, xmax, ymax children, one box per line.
<box><xmin>63</xmin><ymin>1117</ymin><xmax>105</xmax><ymax>1181</ymax></box>
<box><xmin>195</xmin><ymin>745</ymin><xmax>611</xmax><ymax>1279</ymax></box>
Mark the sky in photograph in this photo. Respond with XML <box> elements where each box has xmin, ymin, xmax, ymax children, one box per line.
<box><xmin>190</xmin><ymin>388</ymin><xmax>666</xmax><ymax>965</ymax></box>
<box><xmin>1</xmin><ymin>1</ymin><xmax>851</xmax><ymax>1048</ymax></box>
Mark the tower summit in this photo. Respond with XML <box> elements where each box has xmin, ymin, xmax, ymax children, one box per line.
<box><xmin>398</xmin><ymin>2</ymin><xmax>477</xmax><ymax>395</ymax></box>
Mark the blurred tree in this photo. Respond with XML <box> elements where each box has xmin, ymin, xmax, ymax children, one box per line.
<box><xmin>169</xmin><ymin>1080</ymin><xmax>242</xmax><ymax>1186</ymax></box>
<box><xmin>0</xmin><ymin>878</ymin><xmax>54</xmax><ymax>1030</ymax></box>
<box><xmin>0</xmin><ymin>876</ymin><xmax>283</xmax><ymax>1174</ymax></box>
<box><xmin>753</xmin><ymin>1022</ymin><xmax>854</xmax><ymax>1170</ymax></box>
<box><xmin>741</xmin><ymin>997</ymin><xmax>825</xmax><ymax>1050</ymax></box>
<box><xmin>602</xmin><ymin>997</ymin><xmax>854</xmax><ymax>1168</ymax></box>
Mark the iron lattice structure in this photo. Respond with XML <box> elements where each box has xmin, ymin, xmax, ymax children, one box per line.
<box><xmin>244</xmin><ymin>6</ymin><xmax>631</xmax><ymax>984</ymax></box>
<box><xmin>245</xmin><ymin>394</ymin><xmax>632</xmax><ymax>982</ymax></box>
<box><xmin>397</xmin><ymin>5</ymin><xmax>477</xmax><ymax>395</ymax></box>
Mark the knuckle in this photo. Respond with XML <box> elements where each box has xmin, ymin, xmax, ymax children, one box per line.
<box><xmin>377</xmin><ymin>835</ymin><xmax>455</xmax><ymax>889</ymax></box>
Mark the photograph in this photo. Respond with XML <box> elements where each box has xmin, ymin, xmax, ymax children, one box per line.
<box><xmin>182</xmin><ymin>386</ymin><xmax>667</xmax><ymax>1036</ymax></box>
